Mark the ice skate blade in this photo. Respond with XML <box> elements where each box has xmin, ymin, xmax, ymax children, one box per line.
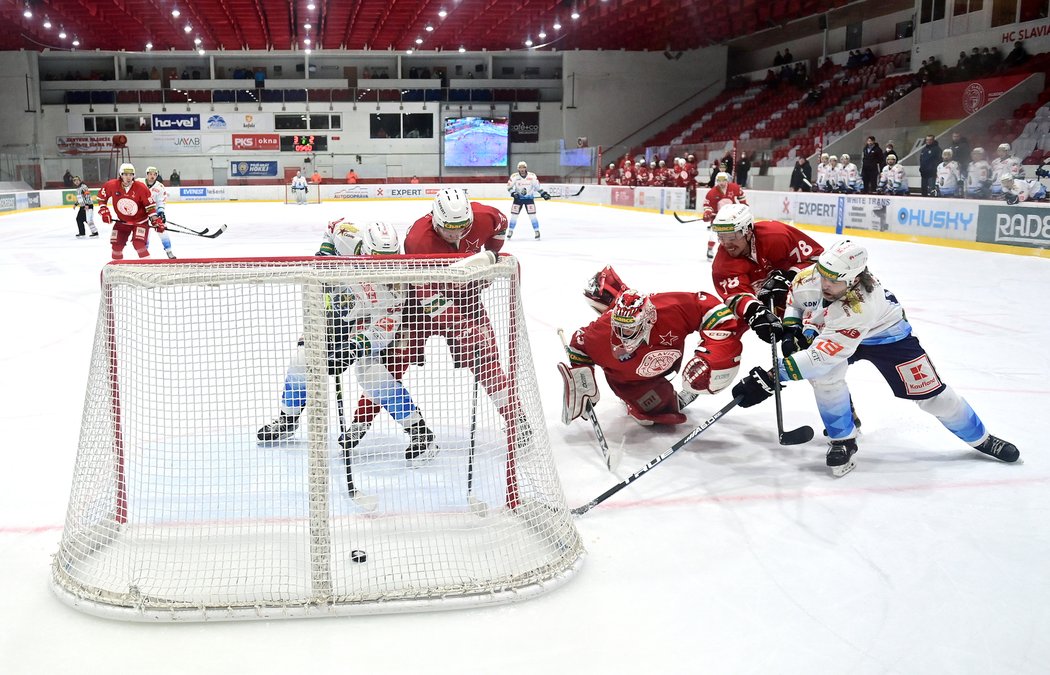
<box><xmin>829</xmin><ymin>458</ymin><xmax>857</xmax><ymax>477</ymax></box>
<box><xmin>406</xmin><ymin>445</ymin><xmax>439</xmax><ymax>468</ymax></box>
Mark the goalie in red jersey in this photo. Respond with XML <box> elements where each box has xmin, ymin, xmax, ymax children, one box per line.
<box><xmin>710</xmin><ymin>203</ymin><xmax>824</xmax><ymax>345</ymax></box>
<box><xmin>343</xmin><ymin>188</ymin><xmax>527</xmax><ymax>451</ymax></box>
<box><xmin>560</xmin><ymin>265</ymin><xmax>743</xmax><ymax>427</ymax></box>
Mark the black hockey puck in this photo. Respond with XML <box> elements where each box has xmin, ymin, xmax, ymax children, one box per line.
<box><xmin>350</xmin><ymin>549</ymin><xmax>367</xmax><ymax>563</ymax></box>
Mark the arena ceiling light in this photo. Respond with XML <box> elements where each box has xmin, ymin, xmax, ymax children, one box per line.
<box><xmin>58</xmin><ymin>26</ymin><xmax>66</xmax><ymax>39</ymax></box>
<box><xmin>22</xmin><ymin>3</ymin><xmax>31</xmax><ymax>20</ymax></box>
<box><xmin>439</xmin><ymin>9</ymin><xmax>448</xmax><ymax>18</ymax></box>
<box><xmin>184</xmin><ymin>24</ymin><xmax>192</xmax><ymax>33</ymax></box>
<box><xmin>307</xmin><ymin>2</ymin><xmax>316</xmax><ymax>10</ymax></box>
<box><xmin>72</xmin><ymin>36</ymin><xmax>80</xmax><ymax>47</ymax></box>
<box><xmin>458</xmin><ymin>45</ymin><xmax>465</xmax><ymax>52</ymax></box>
<box><xmin>538</xmin><ymin>27</ymin><xmax>546</xmax><ymax>39</ymax></box>
<box><xmin>425</xmin><ymin>25</ymin><xmax>434</xmax><ymax>32</ymax></box>
<box><xmin>145</xmin><ymin>41</ymin><xmax>153</xmax><ymax>50</ymax></box>
<box><xmin>571</xmin><ymin>9</ymin><xmax>581</xmax><ymax>20</ymax></box>
<box><xmin>43</xmin><ymin>16</ymin><xmax>51</xmax><ymax>29</ymax></box>
<box><xmin>171</xmin><ymin>7</ymin><xmax>180</xmax><ymax>18</ymax></box>
<box><xmin>194</xmin><ymin>36</ymin><xmax>202</xmax><ymax>45</ymax></box>
<box><xmin>524</xmin><ymin>36</ymin><xmax>533</xmax><ymax>47</ymax></box>
<box><xmin>553</xmin><ymin>18</ymin><xmax>562</xmax><ymax>30</ymax></box>
<box><xmin>414</xmin><ymin>36</ymin><xmax>423</xmax><ymax>44</ymax></box>
<box><xmin>304</xmin><ymin>22</ymin><xmax>312</xmax><ymax>30</ymax></box>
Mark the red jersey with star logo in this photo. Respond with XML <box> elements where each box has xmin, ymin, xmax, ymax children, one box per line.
<box><xmin>404</xmin><ymin>202</ymin><xmax>508</xmax><ymax>255</ymax></box>
<box><xmin>568</xmin><ymin>291</ymin><xmax>738</xmax><ymax>384</ymax></box>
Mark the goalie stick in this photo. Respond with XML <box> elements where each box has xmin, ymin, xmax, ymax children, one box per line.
<box><xmin>767</xmin><ymin>299</ymin><xmax>814</xmax><ymax>446</ymax></box>
<box><xmin>335</xmin><ymin>372</ymin><xmax>378</xmax><ymax>512</ymax></box>
<box><xmin>547</xmin><ymin>186</ymin><xmax>585</xmax><ymax>198</ymax></box>
<box><xmin>163</xmin><ymin>220</ymin><xmax>228</xmax><ymax>239</ymax></box>
<box><xmin>557</xmin><ymin>328</ymin><xmax>619</xmax><ymax>471</ymax></box>
<box><xmin>572</xmin><ymin>394</ymin><xmax>743</xmax><ymax>516</ymax></box>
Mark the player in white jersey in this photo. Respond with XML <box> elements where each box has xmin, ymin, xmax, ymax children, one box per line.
<box><xmin>999</xmin><ymin>174</ymin><xmax>1047</xmax><ymax>204</ymax></box>
<box><xmin>143</xmin><ymin>167</ymin><xmax>175</xmax><ymax>259</ymax></box>
<box><xmin>71</xmin><ymin>176</ymin><xmax>99</xmax><ymax>238</ymax></box>
<box><xmin>815</xmin><ymin>153</ymin><xmax>830</xmax><ymax>191</ymax></box>
<box><xmin>934</xmin><ymin>148</ymin><xmax>962</xmax><ymax>197</ymax></box>
<box><xmin>990</xmin><ymin>142</ymin><xmax>1025</xmax><ymax>197</ymax></box>
<box><xmin>822</xmin><ymin>156</ymin><xmax>841</xmax><ymax>192</ymax></box>
<box><xmin>839</xmin><ymin>154</ymin><xmax>861</xmax><ymax>193</ymax></box>
<box><xmin>290</xmin><ymin>170</ymin><xmax>309</xmax><ymax>205</ymax></box>
<box><xmin>258</xmin><ymin>221</ymin><xmax>439</xmax><ymax>468</ymax></box>
<box><xmin>965</xmin><ymin>147</ymin><xmax>992</xmax><ymax>199</ymax></box>
<box><xmin>731</xmin><ymin>239</ymin><xmax>1020</xmax><ymax>476</ymax></box>
<box><xmin>506</xmin><ymin>161</ymin><xmax>550</xmax><ymax>239</ymax></box>
<box><xmin>877</xmin><ymin>154</ymin><xmax>908</xmax><ymax>195</ymax></box>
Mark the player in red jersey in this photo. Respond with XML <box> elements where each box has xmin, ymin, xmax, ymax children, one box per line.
<box><xmin>701</xmin><ymin>171</ymin><xmax>748</xmax><ymax>262</ymax></box>
<box><xmin>343</xmin><ymin>188</ymin><xmax>523</xmax><ymax>451</ymax></box>
<box><xmin>96</xmin><ymin>163</ymin><xmax>163</xmax><ymax>260</ymax></box>
<box><xmin>710</xmin><ymin>204</ymin><xmax>824</xmax><ymax>344</ymax></box>
<box><xmin>562</xmin><ymin>272</ymin><xmax>742</xmax><ymax>426</ymax></box>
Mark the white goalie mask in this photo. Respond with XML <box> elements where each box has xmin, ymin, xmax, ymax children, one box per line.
<box><xmin>610</xmin><ymin>290</ymin><xmax>656</xmax><ymax>355</ymax></box>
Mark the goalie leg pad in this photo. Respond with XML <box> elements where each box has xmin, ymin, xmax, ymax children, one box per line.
<box><xmin>558</xmin><ymin>362</ymin><xmax>600</xmax><ymax>425</ymax></box>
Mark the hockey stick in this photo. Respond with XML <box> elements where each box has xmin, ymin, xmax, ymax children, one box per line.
<box><xmin>547</xmin><ymin>186</ymin><xmax>585</xmax><ymax>198</ymax></box>
<box><xmin>164</xmin><ymin>220</ymin><xmax>228</xmax><ymax>239</ymax></box>
<box><xmin>557</xmin><ymin>328</ymin><xmax>619</xmax><ymax>471</ymax></box>
<box><xmin>768</xmin><ymin>299</ymin><xmax>814</xmax><ymax>446</ymax></box>
<box><xmin>673</xmin><ymin>212</ymin><xmax>703</xmax><ymax>224</ymax></box>
<box><xmin>572</xmin><ymin>395</ymin><xmax>743</xmax><ymax>516</ymax></box>
<box><xmin>335</xmin><ymin>372</ymin><xmax>378</xmax><ymax>512</ymax></box>
<box><xmin>466</xmin><ymin>363</ymin><xmax>489</xmax><ymax>517</ymax></box>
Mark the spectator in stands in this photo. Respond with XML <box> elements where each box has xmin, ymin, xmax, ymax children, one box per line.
<box><xmin>310</xmin><ymin>169</ymin><xmax>322</xmax><ymax>185</ymax></box>
<box><xmin>63</xmin><ymin>169</ymin><xmax>74</xmax><ymax>188</ymax></box>
<box><xmin>721</xmin><ymin>152</ymin><xmax>735</xmax><ymax>177</ymax></box>
<box><xmin>919</xmin><ymin>134</ymin><xmax>942</xmax><ymax>197</ymax></box>
<box><xmin>783</xmin><ymin>48</ymin><xmax>793</xmax><ymax>63</ymax></box>
<box><xmin>862</xmin><ymin>48</ymin><xmax>876</xmax><ymax>66</ymax></box>
<box><xmin>169</xmin><ymin>169</ymin><xmax>181</xmax><ymax>186</ymax></box>
<box><xmin>1004</xmin><ymin>41</ymin><xmax>1030</xmax><ymax>69</ymax></box>
<box><xmin>950</xmin><ymin>131</ymin><xmax>972</xmax><ymax>175</ymax></box>
<box><xmin>806</xmin><ymin>85</ymin><xmax>825</xmax><ymax>105</ymax></box>
<box><xmin>410</xmin><ymin>176</ymin><xmax>420</xmax><ymax>184</ymax></box>
<box><xmin>254</xmin><ymin>69</ymin><xmax>266</xmax><ymax>88</ymax></box>
<box><xmin>706</xmin><ymin>160</ymin><xmax>720</xmax><ymax>189</ymax></box>
<box><xmin>969</xmin><ymin>47</ymin><xmax>985</xmax><ymax>76</ymax></box>
<box><xmin>790</xmin><ymin>156</ymin><xmax>812</xmax><ymax>192</ymax></box>
<box><xmin>884</xmin><ymin>140</ymin><xmax>897</xmax><ymax>159</ymax></box>
<box><xmin>773</xmin><ymin>50</ymin><xmax>784</xmax><ymax>66</ymax></box>
<box><xmin>819</xmin><ymin>57</ymin><xmax>835</xmax><ymax>75</ymax></box>
<box><xmin>346</xmin><ymin>169</ymin><xmax>359</xmax><ymax>184</ymax></box>
<box><xmin>861</xmin><ymin>136</ymin><xmax>884</xmax><ymax>194</ymax></box>
<box><xmin>737</xmin><ymin>153</ymin><xmax>752</xmax><ymax>188</ymax></box>
<box><xmin>955</xmin><ymin>51</ymin><xmax>970</xmax><ymax>79</ymax></box>
<box><xmin>764</xmin><ymin>69</ymin><xmax>778</xmax><ymax>89</ymax></box>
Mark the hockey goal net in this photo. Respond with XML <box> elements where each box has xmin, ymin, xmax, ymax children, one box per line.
<box><xmin>52</xmin><ymin>254</ymin><xmax>583</xmax><ymax>621</ymax></box>
<box><xmin>285</xmin><ymin>183</ymin><xmax>322</xmax><ymax>204</ymax></box>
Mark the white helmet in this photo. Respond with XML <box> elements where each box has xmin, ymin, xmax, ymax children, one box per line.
<box><xmin>1000</xmin><ymin>174</ymin><xmax>1015</xmax><ymax>185</ymax></box>
<box><xmin>998</xmin><ymin>143</ymin><xmax>1011</xmax><ymax>154</ymax></box>
<box><xmin>816</xmin><ymin>239</ymin><xmax>868</xmax><ymax>284</ymax></box>
<box><xmin>711</xmin><ymin>203</ymin><xmax>753</xmax><ymax>235</ymax></box>
<box><xmin>146</xmin><ymin>166</ymin><xmax>159</xmax><ymax>175</ymax></box>
<box><xmin>820</xmin><ymin>153</ymin><xmax>829</xmax><ymax>162</ymax></box>
<box><xmin>359</xmin><ymin>221</ymin><xmax>400</xmax><ymax>255</ymax></box>
<box><xmin>942</xmin><ymin>148</ymin><xmax>953</xmax><ymax>159</ymax></box>
<box><xmin>840</xmin><ymin>153</ymin><xmax>850</xmax><ymax>162</ymax></box>
<box><xmin>972</xmin><ymin>147</ymin><xmax>985</xmax><ymax>159</ymax></box>
<box><xmin>119</xmin><ymin>163</ymin><xmax>135</xmax><ymax>177</ymax></box>
<box><xmin>517</xmin><ymin>161</ymin><xmax>528</xmax><ymax>170</ymax></box>
<box><xmin>886</xmin><ymin>153</ymin><xmax>897</xmax><ymax>163</ymax></box>
<box><xmin>432</xmin><ymin>188</ymin><xmax>473</xmax><ymax>243</ymax></box>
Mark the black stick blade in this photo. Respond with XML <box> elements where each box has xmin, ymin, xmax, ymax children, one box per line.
<box><xmin>780</xmin><ymin>425</ymin><xmax>815</xmax><ymax>445</ymax></box>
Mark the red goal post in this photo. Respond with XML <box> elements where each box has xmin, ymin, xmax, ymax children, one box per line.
<box><xmin>51</xmin><ymin>254</ymin><xmax>583</xmax><ymax>621</ymax></box>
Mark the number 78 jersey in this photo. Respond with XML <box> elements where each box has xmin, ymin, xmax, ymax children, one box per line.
<box><xmin>711</xmin><ymin>219</ymin><xmax>823</xmax><ymax>321</ymax></box>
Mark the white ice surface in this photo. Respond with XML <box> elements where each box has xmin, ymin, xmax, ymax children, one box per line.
<box><xmin>2</xmin><ymin>199</ymin><xmax>1049</xmax><ymax>674</ymax></box>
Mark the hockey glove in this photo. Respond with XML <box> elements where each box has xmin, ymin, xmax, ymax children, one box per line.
<box><xmin>756</xmin><ymin>269</ymin><xmax>796</xmax><ymax>306</ymax></box>
<box><xmin>540</xmin><ymin>191</ymin><xmax>551</xmax><ymax>200</ymax></box>
<box><xmin>157</xmin><ymin>209</ymin><xmax>167</xmax><ymax>223</ymax></box>
<box><xmin>1006</xmin><ymin>193</ymin><xmax>1020</xmax><ymax>205</ymax></box>
<box><xmin>98</xmin><ymin>205</ymin><xmax>112</xmax><ymax>224</ymax></box>
<box><xmin>149</xmin><ymin>213</ymin><xmax>166</xmax><ymax>232</ymax></box>
<box><xmin>780</xmin><ymin>324</ymin><xmax>815</xmax><ymax>357</ymax></box>
<box><xmin>731</xmin><ymin>367</ymin><xmax>776</xmax><ymax>408</ymax></box>
<box><xmin>743</xmin><ymin>302</ymin><xmax>784</xmax><ymax>344</ymax></box>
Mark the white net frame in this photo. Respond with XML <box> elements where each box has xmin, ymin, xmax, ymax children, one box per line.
<box><xmin>51</xmin><ymin>254</ymin><xmax>583</xmax><ymax>621</ymax></box>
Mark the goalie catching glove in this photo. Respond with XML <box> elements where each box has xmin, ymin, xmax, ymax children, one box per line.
<box><xmin>582</xmin><ymin>264</ymin><xmax>629</xmax><ymax>313</ymax></box>
<box><xmin>558</xmin><ymin>362</ymin><xmax>600</xmax><ymax>425</ymax></box>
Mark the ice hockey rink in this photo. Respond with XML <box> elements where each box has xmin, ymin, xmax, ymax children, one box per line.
<box><xmin>2</xmin><ymin>196</ymin><xmax>1049</xmax><ymax>674</ymax></box>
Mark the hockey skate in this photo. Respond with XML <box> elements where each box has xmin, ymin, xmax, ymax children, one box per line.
<box><xmin>405</xmin><ymin>419</ymin><xmax>438</xmax><ymax>467</ymax></box>
<box><xmin>826</xmin><ymin>438</ymin><xmax>858</xmax><ymax>477</ymax></box>
<box><xmin>257</xmin><ymin>412</ymin><xmax>300</xmax><ymax>442</ymax></box>
<box><xmin>89</xmin><ymin>232</ymin><xmax>99</xmax><ymax>237</ymax></box>
<box><xmin>507</xmin><ymin>229</ymin><xmax>514</xmax><ymax>239</ymax></box>
<box><xmin>339</xmin><ymin>422</ymin><xmax>370</xmax><ymax>452</ymax></box>
<box><xmin>76</xmin><ymin>233</ymin><xmax>86</xmax><ymax>239</ymax></box>
<box><xmin>166</xmin><ymin>250</ymin><xmax>177</xmax><ymax>259</ymax></box>
<box><xmin>973</xmin><ymin>435</ymin><xmax>1020</xmax><ymax>463</ymax></box>
<box><xmin>534</xmin><ymin>230</ymin><xmax>541</xmax><ymax>239</ymax></box>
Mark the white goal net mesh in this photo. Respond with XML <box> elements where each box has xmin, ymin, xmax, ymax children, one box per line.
<box><xmin>52</xmin><ymin>255</ymin><xmax>583</xmax><ymax>621</ymax></box>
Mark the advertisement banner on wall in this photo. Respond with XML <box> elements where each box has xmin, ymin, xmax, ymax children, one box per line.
<box><xmin>919</xmin><ymin>74</ymin><xmax>1027</xmax><ymax>120</ymax></box>
<box><xmin>509</xmin><ymin>112</ymin><xmax>540</xmax><ymax>143</ymax></box>
<box><xmin>232</xmin><ymin>133</ymin><xmax>280</xmax><ymax>150</ymax></box>
<box><xmin>204</xmin><ymin>112</ymin><xmax>274</xmax><ymax>131</ymax></box>
<box><xmin>0</xmin><ymin>194</ymin><xmax>16</xmax><ymax>212</ymax></box>
<box><xmin>152</xmin><ymin>113</ymin><xmax>201</xmax><ymax>131</ymax></box>
<box><xmin>56</xmin><ymin>135</ymin><xmax>116</xmax><ymax>155</ymax></box>
<box><xmin>331</xmin><ymin>185</ymin><xmax>373</xmax><ymax>199</ymax></box>
<box><xmin>152</xmin><ymin>134</ymin><xmax>203</xmax><ymax>154</ymax></box>
<box><xmin>230</xmin><ymin>161</ymin><xmax>279</xmax><ymax>177</ymax></box>
<box><xmin>976</xmin><ymin>204</ymin><xmax>1050</xmax><ymax>249</ymax></box>
<box><xmin>178</xmin><ymin>187</ymin><xmax>229</xmax><ymax>201</ymax></box>
<box><xmin>891</xmin><ymin>202</ymin><xmax>978</xmax><ymax>240</ymax></box>
<box><xmin>840</xmin><ymin>195</ymin><xmax>893</xmax><ymax>232</ymax></box>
